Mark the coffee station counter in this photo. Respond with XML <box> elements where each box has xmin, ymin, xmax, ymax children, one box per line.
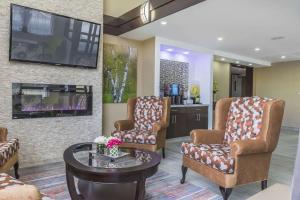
<box><xmin>167</xmin><ymin>104</ymin><xmax>209</xmax><ymax>139</ymax></box>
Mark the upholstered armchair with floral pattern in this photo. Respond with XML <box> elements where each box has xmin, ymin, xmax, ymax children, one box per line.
<box><xmin>112</xmin><ymin>96</ymin><xmax>170</xmax><ymax>158</ymax></box>
<box><xmin>0</xmin><ymin>127</ymin><xmax>19</xmax><ymax>179</ymax></box>
<box><xmin>180</xmin><ymin>97</ymin><xmax>285</xmax><ymax>200</ymax></box>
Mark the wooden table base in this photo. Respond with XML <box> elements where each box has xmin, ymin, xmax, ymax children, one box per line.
<box><xmin>78</xmin><ymin>180</ymin><xmax>145</xmax><ymax>200</ymax></box>
<box><xmin>64</xmin><ymin>145</ymin><xmax>160</xmax><ymax>200</ymax></box>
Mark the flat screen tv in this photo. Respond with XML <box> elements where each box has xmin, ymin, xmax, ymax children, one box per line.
<box><xmin>9</xmin><ymin>4</ymin><xmax>101</xmax><ymax>69</ymax></box>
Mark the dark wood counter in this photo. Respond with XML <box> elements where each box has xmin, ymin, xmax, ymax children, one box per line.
<box><xmin>167</xmin><ymin>105</ymin><xmax>209</xmax><ymax>139</ymax></box>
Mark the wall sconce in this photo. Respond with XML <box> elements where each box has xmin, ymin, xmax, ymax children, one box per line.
<box><xmin>140</xmin><ymin>0</ymin><xmax>151</xmax><ymax>24</ymax></box>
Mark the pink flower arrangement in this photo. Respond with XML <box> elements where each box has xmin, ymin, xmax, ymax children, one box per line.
<box><xmin>106</xmin><ymin>137</ymin><xmax>122</xmax><ymax>149</ymax></box>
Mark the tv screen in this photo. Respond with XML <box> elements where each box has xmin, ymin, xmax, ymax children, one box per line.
<box><xmin>10</xmin><ymin>4</ymin><xmax>101</xmax><ymax>69</ymax></box>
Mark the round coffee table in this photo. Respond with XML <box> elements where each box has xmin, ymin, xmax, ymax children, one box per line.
<box><xmin>63</xmin><ymin>143</ymin><xmax>161</xmax><ymax>200</ymax></box>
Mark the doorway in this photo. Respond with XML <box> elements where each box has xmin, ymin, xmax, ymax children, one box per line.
<box><xmin>230</xmin><ymin>64</ymin><xmax>253</xmax><ymax>97</ymax></box>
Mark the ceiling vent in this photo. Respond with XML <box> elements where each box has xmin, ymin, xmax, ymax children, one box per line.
<box><xmin>270</xmin><ymin>36</ymin><xmax>285</xmax><ymax>40</ymax></box>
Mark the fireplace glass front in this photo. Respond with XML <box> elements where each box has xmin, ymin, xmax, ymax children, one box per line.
<box><xmin>12</xmin><ymin>83</ymin><xmax>92</xmax><ymax>119</ymax></box>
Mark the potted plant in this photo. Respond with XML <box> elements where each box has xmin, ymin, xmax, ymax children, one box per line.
<box><xmin>106</xmin><ymin>137</ymin><xmax>122</xmax><ymax>157</ymax></box>
<box><xmin>190</xmin><ymin>84</ymin><xmax>200</xmax><ymax>104</ymax></box>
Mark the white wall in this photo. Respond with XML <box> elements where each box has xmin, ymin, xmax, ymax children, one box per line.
<box><xmin>188</xmin><ymin>54</ymin><xmax>213</xmax><ymax>105</ymax></box>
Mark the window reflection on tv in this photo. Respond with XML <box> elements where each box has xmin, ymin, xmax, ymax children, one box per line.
<box><xmin>10</xmin><ymin>4</ymin><xmax>101</xmax><ymax>68</ymax></box>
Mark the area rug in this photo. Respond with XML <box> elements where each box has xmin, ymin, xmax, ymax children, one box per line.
<box><xmin>18</xmin><ymin>163</ymin><xmax>221</xmax><ymax>200</ymax></box>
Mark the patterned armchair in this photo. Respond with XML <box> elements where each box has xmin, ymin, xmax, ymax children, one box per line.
<box><xmin>0</xmin><ymin>127</ymin><xmax>19</xmax><ymax>179</ymax></box>
<box><xmin>180</xmin><ymin>97</ymin><xmax>285</xmax><ymax>200</ymax></box>
<box><xmin>112</xmin><ymin>96</ymin><xmax>170</xmax><ymax>158</ymax></box>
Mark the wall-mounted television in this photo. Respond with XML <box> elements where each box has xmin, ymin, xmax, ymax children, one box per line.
<box><xmin>9</xmin><ymin>4</ymin><xmax>101</xmax><ymax>69</ymax></box>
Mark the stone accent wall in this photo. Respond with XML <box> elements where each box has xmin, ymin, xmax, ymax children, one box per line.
<box><xmin>0</xmin><ymin>0</ymin><xmax>103</xmax><ymax>167</ymax></box>
<box><xmin>160</xmin><ymin>59</ymin><xmax>189</xmax><ymax>92</ymax></box>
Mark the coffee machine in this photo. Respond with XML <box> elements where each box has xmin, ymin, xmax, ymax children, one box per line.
<box><xmin>164</xmin><ymin>83</ymin><xmax>183</xmax><ymax>105</ymax></box>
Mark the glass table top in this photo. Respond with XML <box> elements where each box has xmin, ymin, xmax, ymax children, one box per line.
<box><xmin>73</xmin><ymin>143</ymin><xmax>153</xmax><ymax>169</ymax></box>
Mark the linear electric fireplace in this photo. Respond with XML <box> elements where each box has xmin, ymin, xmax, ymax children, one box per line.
<box><xmin>12</xmin><ymin>83</ymin><xmax>92</xmax><ymax>119</ymax></box>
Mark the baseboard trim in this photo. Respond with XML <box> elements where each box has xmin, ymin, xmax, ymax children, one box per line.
<box><xmin>281</xmin><ymin>126</ymin><xmax>299</xmax><ymax>132</ymax></box>
<box><xmin>166</xmin><ymin>136</ymin><xmax>190</xmax><ymax>143</ymax></box>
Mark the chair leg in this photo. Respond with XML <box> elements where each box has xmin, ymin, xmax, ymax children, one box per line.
<box><xmin>261</xmin><ymin>180</ymin><xmax>268</xmax><ymax>190</ymax></box>
<box><xmin>14</xmin><ymin>162</ymin><xmax>20</xmax><ymax>179</ymax></box>
<box><xmin>180</xmin><ymin>165</ymin><xmax>188</xmax><ymax>184</ymax></box>
<box><xmin>162</xmin><ymin>148</ymin><xmax>165</xmax><ymax>159</ymax></box>
<box><xmin>219</xmin><ymin>186</ymin><xmax>233</xmax><ymax>200</ymax></box>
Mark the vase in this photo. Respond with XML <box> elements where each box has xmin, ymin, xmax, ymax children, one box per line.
<box><xmin>109</xmin><ymin>146</ymin><xmax>119</xmax><ymax>157</ymax></box>
<box><xmin>195</xmin><ymin>96</ymin><xmax>200</xmax><ymax>104</ymax></box>
<box><xmin>191</xmin><ymin>97</ymin><xmax>196</xmax><ymax>104</ymax></box>
<box><xmin>97</xmin><ymin>143</ymin><xmax>105</xmax><ymax>154</ymax></box>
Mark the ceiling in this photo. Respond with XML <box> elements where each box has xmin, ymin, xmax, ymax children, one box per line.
<box><xmin>103</xmin><ymin>0</ymin><xmax>144</xmax><ymax>17</ymax></box>
<box><xmin>122</xmin><ymin>0</ymin><xmax>300</xmax><ymax>64</ymax></box>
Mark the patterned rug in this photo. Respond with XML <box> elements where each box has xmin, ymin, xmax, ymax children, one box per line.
<box><xmin>18</xmin><ymin>163</ymin><xmax>221</xmax><ymax>200</ymax></box>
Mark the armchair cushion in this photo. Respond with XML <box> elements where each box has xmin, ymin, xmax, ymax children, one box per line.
<box><xmin>224</xmin><ymin>97</ymin><xmax>271</xmax><ymax>144</ymax></box>
<box><xmin>0</xmin><ymin>139</ymin><xmax>19</xmax><ymax>167</ymax></box>
<box><xmin>112</xmin><ymin>129</ymin><xmax>157</xmax><ymax>145</ymax></box>
<box><xmin>134</xmin><ymin>96</ymin><xmax>163</xmax><ymax>131</ymax></box>
<box><xmin>182</xmin><ymin>143</ymin><xmax>234</xmax><ymax>174</ymax></box>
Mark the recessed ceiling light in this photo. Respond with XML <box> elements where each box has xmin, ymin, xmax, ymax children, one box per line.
<box><xmin>221</xmin><ymin>58</ymin><xmax>226</xmax><ymax>61</ymax></box>
<box><xmin>217</xmin><ymin>37</ymin><xmax>223</xmax><ymax>41</ymax></box>
<box><xmin>160</xmin><ymin>21</ymin><xmax>167</xmax><ymax>25</ymax></box>
<box><xmin>254</xmin><ymin>47</ymin><xmax>261</xmax><ymax>52</ymax></box>
<box><xmin>183</xmin><ymin>51</ymin><xmax>189</xmax><ymax>55</ymax></box>
<box><xmin>281</xmin><ymin>55</ymin><xmax>286</xmax><ymax>59</ymax></box>
<box><xmin>249</xmin><ymin>63</ymin><xmax>253</xmax><ymax>66</ymax></box>
<box><xmin>235</xmin><ymin>61</ymin><xmax>240</xmax><ymax>64</ymax></box>
<box><xmin>166</xmin><ymin>48</ymin><xmax>173</xmax><ymax>52</ymax></box>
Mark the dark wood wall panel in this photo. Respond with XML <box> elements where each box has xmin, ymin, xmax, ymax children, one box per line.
<box><xmin>104</xmin><ymin>0</ymin><xmax>206</xmax><ymax>35</ymax></box>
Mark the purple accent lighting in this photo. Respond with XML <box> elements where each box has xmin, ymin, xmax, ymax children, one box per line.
<box><xmin>12</xmin><ymin>83</ymin><xmax>92</xmax><ymax>119</ymax></box>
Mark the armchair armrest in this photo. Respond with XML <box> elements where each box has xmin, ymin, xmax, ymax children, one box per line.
<box><xmin>114</xmin><ymin>120</ymin><xmax>134</xmax><ymax>131</ymax></box>
<box><xmin>191</xmin><ymin>129</ymin><xmax>225</xmax><ymax>144</ymax></box>
<box><xmin>152</xmin><ymin>121</ymin><xmax>167</xmax><ymax>133</ymax></box>
<box><xmin>0</xmin><ymin>127</ymin><xmax>8</xmax><ymax>142</ymax></box>
<box><xmin>230</xmin><ymin>139</ymin><xmax>268</xmax><ymax>157</ymax></box>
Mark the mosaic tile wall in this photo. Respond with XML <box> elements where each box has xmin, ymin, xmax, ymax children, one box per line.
<box><xmin>160</xmin><ymin>59</ymin><xmax>189</xmax><ymax>92</ymax></box>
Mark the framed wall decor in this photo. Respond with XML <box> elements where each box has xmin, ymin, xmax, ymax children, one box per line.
<box><xmin>103</xmin><ymin>43</ymin><xmax>137</xmax><ymax>103</ymax></box>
